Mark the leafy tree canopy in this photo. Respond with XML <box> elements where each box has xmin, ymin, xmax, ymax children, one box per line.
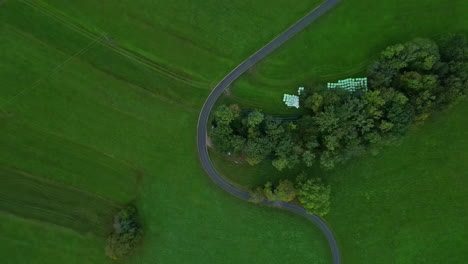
<box><xmin>210</xmin><ymin>34</ymin><xmax>467</xmax><ymax>171</ymax></box>
<box><xmin>296</xmin><ymin>177</ymin><xmax>331</xmax><ymax>216</ymax></box>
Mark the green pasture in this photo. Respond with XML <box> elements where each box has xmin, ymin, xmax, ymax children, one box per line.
<box><xmin>0</xmin><ymin>165</ymin><xmax>119</xmax><ymax>236</ymax></box>
<box><xmin>17</xmin><ymin>0</ymin><xmax>323</xmax><ymax>85</ymax></box>
<box><xmin>229</xmin><ymin>0</ymin><xmax>468</xmax><ymax>112</ymax></box>
<box><xmin>0</xmin><ymin>213</ymin><xmax>109</xmax><ymax>264</ymax></box>
<box><xmin>325</xmin><ymin>101</ymin><xmax>468</xmax><ymax>263</ymax></box>
<box><xmin>0</xmin><ymin>0</ymin><xmax>331</xmax><ymax>263</ymax></box>
<box><xmin>213</xmin><ymin>0</ymin><xmax>468</xmax><ymax>262</ymax></box>
<box><xmin>213</xmin><ymin>99</ymin><xmax>468</xmax><ymax>263</ymax></box>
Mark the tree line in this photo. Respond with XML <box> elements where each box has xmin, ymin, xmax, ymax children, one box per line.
<box><xmin>249</xmin><ymin>174</ymin><xmax>331</xmax><ymax>216</ymax></box>
<box><xmin>210</xmin><ymin>34</ymin><xmax>467</xmax><ymax>216</ymax></box>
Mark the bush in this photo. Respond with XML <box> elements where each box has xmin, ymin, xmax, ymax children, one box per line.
<box><xmin>105</xmin><ymin>206</ymin><xmax>142</xmax><ymax>260</ymax></box>
<box><xmin>296</xmin><ymin>178</ymin><xmax>331</xmax><ymax>216</ymax></box>
<box><xmin>248</xmin><ymin>187</ymin><xmax>265</xmax><ymax>204</ymax></box>
<box><xmin>263</xmin><ymin>180</ymin><xmax>297</xmax><ymax>202</ymax></box>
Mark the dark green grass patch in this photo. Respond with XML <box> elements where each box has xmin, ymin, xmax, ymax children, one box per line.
<box><xmin>0</xmin><ymin>119</ymin><xmax>141</xmax><ymax>203</ymax></box>
<box><xmin>0</xmin><ymin>165</ymin><xmax>119</xmax><ymax>236</ymax></box>
<box><xmin>213</xmin><ymin>100</ymin><xmax>468</xmax><ymax>263</ymax></box>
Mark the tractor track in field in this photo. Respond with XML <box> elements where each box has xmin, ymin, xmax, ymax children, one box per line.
<box><xmin>17</xmin><ymin>0</ymin><xmax>210</xmax><ymax>90</ymax></box>
<box><xmin>197</xmin><ymin>0</ymin><xmax>342</xmax><ymax>263</ymax></box>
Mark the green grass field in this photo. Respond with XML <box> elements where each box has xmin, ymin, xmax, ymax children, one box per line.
<box><xmin>325</xmin><ymin>101</ymin><xmax>468</xmax><ymax>263</ymax></box>
<box><xmin>10</xmin><ymin>0</ymin><xmax>323</xmax><ymax>91</ymax></box>
<box><xmin>0</xmin><ymin>0</ymin><xmax>333</xmax><ymax>263</ymax></box>
<box><xmin>210</xmin><ymin>0</ymin><xmax>468</xmax><ymax>262</ymax></box>
<box><xmin>0</xmin><ymin>213</ymin><xmax>110</xmax><ymax>264</ymax></box>
<box><xmin>0</xmin><ymin>165</ymin><xmax>119</xmax><ymax>236</ymax></box>
<box><xmin>214</xmin><ymin>99</ymin><xmax>468</xmax><ymax>263</ymax></box>
<box><xmin>228</xmin><ymin>0</ymin><xmax>468</xmax><ymax>113</ymax></box>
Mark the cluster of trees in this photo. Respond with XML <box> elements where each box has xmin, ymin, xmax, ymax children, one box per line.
<box><xmin>106</xmin><ymin>206</ymin><xmax>143</xmax><ymax>260</ymax></box>
<box><xmin>249</xmin><ymin>175</ymin><xmax>331</xmax><ymax>216</ymax></box>
<box><xmin>211</xmin><ymin>34</ymin><xmax>467</xmax><ymax>171</ymax></box>
<box><xmin>369</xmin><ymin>35</ymin><xmax>467</xmax><ymax>120</ymax></box>
<box><xmin>212</xmin><ymin>104</ymin><xmax>301</xmax><ymax>170</ymax></box>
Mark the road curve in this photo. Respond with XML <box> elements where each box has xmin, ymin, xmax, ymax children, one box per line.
<box><xmin>197</xmin><ymin>1</ymin><xmax>342</xmax><ymax>263</ymax></box>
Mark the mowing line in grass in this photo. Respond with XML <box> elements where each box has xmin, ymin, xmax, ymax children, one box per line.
<box><xmin>17</xmin><ymin>0</ymin><xmax>210</xmax><ymax>88</ymax></box>
<box><xmin>0</xmin><ymin>165</ymin><xmax>120</xmax><ymax>236</ymax></box>
<box><xmin>3</xmin><ymin>36</ymin><xmax>100</xmax><ymax>107</ymax></box>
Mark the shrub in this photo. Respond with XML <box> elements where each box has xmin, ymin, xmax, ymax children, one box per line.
<box><xmin>263</xmin><ymin>180</ymin><xmax>297</xmax><ymax>202</ymax></box>
<box><xmin>248</xmin><ymin>187</ymin><xmax>265</xmax><ymax>204</ymax></box>
<box><xmin>296</xmin><ymin>178</ymin><xmax>331</xmax><ymax>216</ymax></box>
<box><xmin>105</xmin><ymin>206</ymin><xmax>142</xmax><ymax>260</ymax></box>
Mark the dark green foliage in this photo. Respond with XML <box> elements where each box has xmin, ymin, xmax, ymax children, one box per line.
<box><xmin>211</xmin><ymin>105</ymin><xmax>243</xmax><ymax>153</ymax></box>
<box><xmin>302</xmin><ymin>150</ymin><xmax>316</xmax><ymax>167</ymax></box>
<box><xmin>263</xmin><ymin>180</ymin><xmax>297</xmax><ymax>202</ymax></box>
<box><xmin>435</xmin><ymin>34</ymin><xmax>468</xmax><ymax>106</ymax></box>
<box><xmin>211</xmin><ymin>35</ymin><xmax>467</xmax><ymax>171</ymax></box>
<box><xmin>370</xmin><ymin>35</ymin><xmax>467</xmax><ymax>119</ymax></box>
<box><xmin>247</xmin><ymin>110</ymin><xmax>264</xmax><ymax>128</ymax></box>
<box><xmin>369</xmin><ymin>38</ymin><xmax>440</xmax><ymax>88</ymax></box>
<box><xmin>248</xmin><ymin>187</ymin><xmax>265</xmax><ymax>204</ymax></box>
<box><xmin>106</xmin><ymin>206</ymin><xmax>142</xmax><ymax>260</ymax></box>
<box><xmin>214</xmin><ymin>104</ymin><xmax>239</xmax><ymax>125</ymax></box>
<box><xmin>245</xmin><ymin>137</ymin><xmax>272</xmax><ymax>165</ymax></box>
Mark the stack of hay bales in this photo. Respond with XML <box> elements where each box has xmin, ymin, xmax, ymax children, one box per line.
<box><xmin>327</xmin><ymin>78</ymin><xmax>367</xmax><ymax>91</ymax></box>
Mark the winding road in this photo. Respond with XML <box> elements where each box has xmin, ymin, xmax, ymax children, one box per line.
<box><xmin>197</xmin><ymin>1</ymin><xmax>342</xmax><ymax>263</ymax></box>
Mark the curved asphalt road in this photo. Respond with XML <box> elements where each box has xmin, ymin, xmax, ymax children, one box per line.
<box><xmin>197</xmin><ymin>1</ymin><xmax>342</xmax><ymax>263</ymax></box>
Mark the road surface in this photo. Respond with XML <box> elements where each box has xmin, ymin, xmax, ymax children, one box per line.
<box><xmin>197</xmin><ymin>1</ymin><xmax>342</xmax><ymax>263</ymax></box>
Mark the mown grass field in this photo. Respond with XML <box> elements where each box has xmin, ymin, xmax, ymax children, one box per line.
<box><xmin>228</xmin><ymin>0</ymin><xmax>468</xmax><ymax>112</ymax></box>
<box><xmin>23</xmin><ymin>0</ymin><xmax>323</xmax><ymax>87</ymax></box>
<box><xmin>323</xmin><ymin>100</ymin><xmax>468</xmax><ymax>264</ymax></box>
<box><xmin>0</xmin><ymin>0</ymin><xmax>332</xmax><ymax>263</ymax></box>
<box><xmin>0</xmin><ymin>165</ymin><xmax>119</xmax><ymax>236</ymax></box>
<box><xmin>0</xmin><ymin>213</ymin><xmax>110</xmax><ymax>264</ymax></box>
<box><xmin>211</xmin><ymin>0</ymin><xmax>468</xmax><ymax>262</ymax></box>
<box><xmin>215</xmin><ymin>99</ymin><xmax>468</xmax><ymax>263</ymax></box>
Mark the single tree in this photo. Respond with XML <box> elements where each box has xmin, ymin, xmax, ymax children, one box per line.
<box><xmin>276</xmin><ymin>180</ymin><xmax>297</xmax><ymax>202</ymax></box>
<box><xmin>296</xmin><ymin>178</ymin><xmax>331</xmax><ymax>216</ymax></box>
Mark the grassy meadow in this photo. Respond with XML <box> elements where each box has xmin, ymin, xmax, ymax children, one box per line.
<box><xmin>0</xmin><ymin>165</ymin><xmax>119</xmax><ymax>236</ymax></box>
<box><xmin>324</xmin><ymin>99</ymin><xmax>468</xmax><ymax>263</ymax></box>
<box><xmin>18</xmin><ymin>0</ymin><xmax>323</xmax><ymax>86</ymax></box>
<box><xmin>215</xmin><ymin>98</ymin><xmax>468</xmax><ymax>263</ymax></box>
<box><xmin>0</xmin><ymin>0</ymin><xmax>333</xmax><ymax>263</ymax></box>
<box><xmin>211</xmin><ymin>0</ymin><xmax>468</xmax><ymax>263</ymax></box>
<box><xmin>228</xmin><ymin>0</ymin><xmax>468</xmax><ymax>112</ymax></box>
